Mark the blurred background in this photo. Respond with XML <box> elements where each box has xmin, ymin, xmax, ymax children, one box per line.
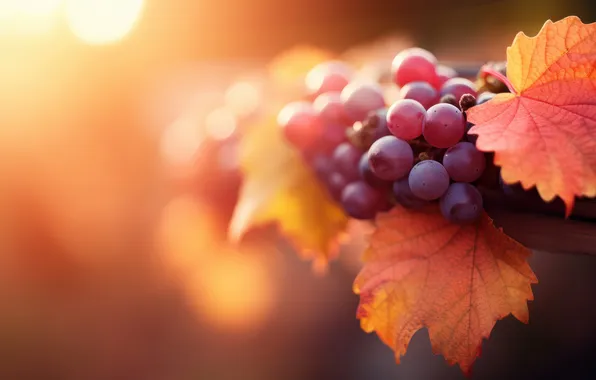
<box><xmin>0</xmin><ymin>0</ymin><xmax>595</xmax><ymax>379</ymax></box>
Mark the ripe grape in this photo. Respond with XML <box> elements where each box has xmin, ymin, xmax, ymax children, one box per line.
<box><xmin>320</xmin><ymin>123</ymin><xmax>348</xmax><ymax>152</ymax></box>
<box><xmin>368</xmin><ymin>135</ymin><xmax>414</xmax><ymax>181</ymax></box>
<box><xmin>311</xmin><ymin>154</ymin><xmax>334</xmax><ymax>180</ymax></box>
<box><xmin>440</xmin><ymin>182</ymin><xmax>483</xmax><ymax>224</ymax></box>
<box><xmin>305</xmin><ymin>60</ymin><xmax>354</xmax><ymax>97</ymax></box>
<box><xmin>398</xmin><ymin>81</ymin><xmax>440</xmax><ymax>109</ymax></box>
<box><xmin>313</xmin><ymin>92</ymin><xmax>348</xmax><ymax>125</ymax></box>
<box><xmin>391</xmin><ymin>48</ymin><xmax>438</xmax><ymax>87</ymax></box>
<box><xmin>340</xmin><ymin>181</ymin><xmax>385</xmax><ymax>219</ymax></box>
<box><xmin>277</xmin><ymin>101</ymin><xmax>322</xmax><ymax>149</ymax></box>
<box><xmin>435</xmin><ymin>65</ymin><xmax>457</xmax><ymax>88</ymax></box>
<box><xmin>359</xmin><ymin>152</ymin><xmax>390</xmax><ymax>188</ymax></box>
<box><xmin>327</xmin><ymin>172</ymin><xmax>348</xmax><ymax>200</ymax></box>
<box><xmin>393</xmin><ymin>177</ymin><xmax>427</xmax><ymax>209</ymax></box>
<box><xmin>368</xmin><ymin>108</ymin><xmax>392</xmax><ymax>141</ymax></box>
<box><xmin>332</xmin><ymin>142</ymin><xmax>363</xmax><ymax>182</ymax></box>
<box><xmin>443</xmin><ymin>142</ymin><xmax>486</xmax><ymax>182</ymax></box>
<box><xmin>340</xmin><ymin>81</ymin><xmax>386</xmax><ymax>123</ymax></box>
<box><xmin>440</xmin><ymin>78</ymin><xmax>478</xmax><ymax>103</ymax></box>
<box><xmin>386</xmin><ymin>99</ymin><xmax>426</xmax><ymax>140</ymax></box>
<box><xmin>423</xmin><ymin>103</ymin><xmax>465</xmax><ymax>148</ymax></box>
<box><xmin>476</xmin><ymin>91</ymin><xmax>496</xmax><ymax>105</ymax></box>
<box><xmin>408</xmin><ymin>160</ymin><xmax>450</xmax><ymax>200</ymax></box>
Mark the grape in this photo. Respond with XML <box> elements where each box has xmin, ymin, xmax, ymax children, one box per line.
<box><xmin>368</xmin><ymin>108</ymin><xmax>392</xmax><ymax>141</ymax></box>
<box><xmin>319</xmin><ymin>123</ymin><xmax>348</xmax><ymax>152</ymax></box>
<box><xmin>340</xmin><ymin>81</ymin><xmax>386</xmax><ymax>123</ymax></box>
<box><xmin>440</xmin><ymin>182</ymin><xmax>483</xmax><ymax>224</ymax></box>
<box><xmin>359</xmin><ymin>152</ymin><xmax>390</xmax><ymax>188</ymax></box>
<box><xmin>443</xmin><ymin>142</ymin><xmax>486</xmax><ymax>182</ymax></box>
<box><xmin>368</xmin><ymin>135</ymin><xmax>414</xmax><ymax>181</ymax></box>
<box><xmin>435</xmin><ymin>65</ymin><xmax>457</xmax><ymax>88</ymax></box>
<box><xmin>332</xmin><ymin>142</ymin><xmax>363</xmax><ymax>182</ymax></box>
<box><xmin>277</xmin><ymin>101</ymin><xmax>322</xmax><ymax>149</ymax></box>
<box><xmin>408</xmin><ymin>160</ymin><xmax>450</xmax><ymax>200</ymax></box>
<box><xmin>340</xmin><ymin>181</ymin><xmax>384</xmax><ymax>220</ymax></box>
<box><xmin>313</xmin><ymin>92</ymin><xmax>348</xmax><ymax>125</ymax></box>
<box><xmin>305</xmin><ymin>60</ymin><xmax>354</xmax><ymax>97</ymax></box>
<box><xmin>391</xmin><ymin>47</ymin><xmax>438</xmax><ymax>87</ymax></box>
<box><xmin>423</xmin><ymin>103</ymin><xmax>466</xmax><ymax>148</ymax></box>
<box><xmin>386</xmin><ymin>99</ymin><xmax>426</xmax><ymax>140</ymax></box>
<box><xmin>440</xmin><ymin>78</ymin><xmax>478</xmax><ymax>103</ymax></box>
<box><xmin>476</xmin><ymin>91</ymin><xmax>496</xmax><ymax>105</ymax></box>
<box><xmin>398</xmin><ymin>81</ymin><xmax>440</xmax><ymax>109</ymax></box>
<box><xmin>393</xmin><ymin>177</ymin><xmax>427</xmax><ymax>209</ymax></box>
<box><xmin>327</xmin><ymin>172</ymin><xmax>348</xmax><ymax>201</ymax></box>
<box><xmin>311</xmin><ymin>154</ymin><xmax>334</xmax><ymax>180</ymax></box>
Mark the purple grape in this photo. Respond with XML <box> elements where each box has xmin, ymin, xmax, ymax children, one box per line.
<box><xmin>311</xmin><ymin>154</ymin><xmax>334</xmax><ymax>181</ymax></box>
<box><xmin>440</xmin><ymin>182</ymin><xmax>483</xmax><ymax>224</ymax></box>
<box><xmin>327</xmin><ymin>172</ymin><xmax>348</xmax><ymax>201</ymax></box>
<box><xmin>393</xmin><ymin>177</ymin><xmax>427</xmax><ymax>209</ymax></box>
<box><xmin>368</xmin><ymin>108</ymin><xmax>392</xmax><ymax>141</ymax></box>
<box><xmin>332</xmin><ymin>142</ymin><xmax>363</xmax><ymax>182</ymax></box>
<box><xmin>306</xmin><ymin>60</ymin><xmax>354</xmax><ymax>97</ymax></box>
<box><xmin>359</xmin><ymin>152</ymin><xmax>390</xmax><ymax>188</ymax></box>
<box><xmin>320</xmin><ymin>123</ymin><xmax>348</xmax><ymax>152</ymax></box>
<box><xmin>313</xmin><ymin>92</ymin><xmax>349</xmax><ymax>125</ymax></box>
<box><xmin>398</xmin><ymin>81</ymin><xmax>440</xmax><ymax>110</ymax></box>
<box><xmin>423</xmin><ymin>103</ymin><xmax>465</xmax><ymax>148</ymax></box>
<box><xmin>476</xmin><ymin>91</ymin><xmax>496</xmax><ymax>105</ymax></box>
<box><xmin>386</xmin><ymin>99</ymin><xmax>426</xmax><ymax>140</ymax></box>
<box><xmin>440</xmin><ymin>78</ymin><xmax>478</xmax><ymax>103</ymax></box>
<box><xmin>340</xmin><ymin>81</ymin><xmax>386</xmax><ymax>123</ymax></box>
<box><xmin>368</xmin><ymin>135</ymin><xmax>414</xmax><ymax>181</ymax></box>
<box><xmin>442</xmin><ymin>142</ymin><xmax>486</xmax><ymax>182</ymax></box>
<box><xmin>408</xmin><ymin>160</ymin><xmax>450</xmax><ymax>200</ymax></box>
<box><xmin>340</xmin><ymin>181</ymin><xmax>384</xmax><ymax>220</ymax></box>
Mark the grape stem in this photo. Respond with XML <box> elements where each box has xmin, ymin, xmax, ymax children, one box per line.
<box><xmin>479</xmin><ymin>64</ymin><xmax>517</xmax><ymax>94</ymax></box>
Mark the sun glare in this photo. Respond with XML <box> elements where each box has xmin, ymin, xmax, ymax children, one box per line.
<box><xmin>0</xmin><ymin>0</ymin><xmax>63</xmax><ymax>34</ymax></box>
<box><xmin>65</xmin><ymin>0</ymin><xmax>144</xmax><ymax>44</ymax></box>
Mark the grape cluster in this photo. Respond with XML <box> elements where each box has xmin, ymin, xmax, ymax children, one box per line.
<box><xmin>277</xmin><ymin>48</ymin><xmax>500</xmax><ymax>224</ymax></box>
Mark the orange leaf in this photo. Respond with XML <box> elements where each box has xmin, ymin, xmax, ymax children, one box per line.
<box><xmin>354</xmin><ymin>206</ymin><xmax>537</xmax><ymax>373</ymax></box>
<box><xmin>467</xmin><ymin>16</ymin><xmax>596</xmax><ymax>214</ymax></box>
<box><xmin>229</xmin><ymin>113</ymin><xmax>348</xmax><ymax>270</ymax></box>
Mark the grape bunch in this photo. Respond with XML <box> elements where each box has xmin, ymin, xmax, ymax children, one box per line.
<box><xmin>277</xmin><ymin>48</ymin><xmax>502</xmax><ymax>224</ymax></box>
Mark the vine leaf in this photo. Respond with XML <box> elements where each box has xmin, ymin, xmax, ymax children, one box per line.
<box><xmin>354</xmin><ymin>205</ymin><xmax>537</xmax><ymax>373</ymax></box>
<box><xmin>229</xmin><ymin>114</ymin><xmax>348</xmax><ymax>269</ymax></box>
<box><xmin>467</xmin><ymin>16</ymin><xmax>596</xmax><ymax>215</ymax></box>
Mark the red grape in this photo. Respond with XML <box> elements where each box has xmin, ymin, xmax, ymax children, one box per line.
<box><xmin>313</xmin><ymin>92</ymin><xmax>349</xmax><ymax>125</ymax></box>
<box><xmin>277</xmin><ymin>101</ymin><xmax>322</xmax><ymax>149</ymax></box>
<box><xmin>423</xmin><ymin>103</ymin><xmax>465</xmax><ymax>148</ymax></box>
<box><xmin>340</xmin><ymin>81</ymin><xmax>386</xmax><ymax>123</ymax></box>
<box><xmin>435</xmin><ymin>65</ymin><xmax>457</xmax><ymax>88</ymax></box>
<box><xmin>391</xmin><ymin>48</ymin><xmax>438</xmax><ymax>87</ymax></box>
<box><xmin>440</xmin><ymin>77</ymin><xmax>478</xmax><ymax>103</ymax></box>
<box><xmin>386</xmin><ymin>99</ymin><xmax>426</xmax><ymax>140</ymax></box>
<box><xmin>332</xmin><ymin>142</ymin><xmax>363</xmax><ymax>182</ymax></box>
<box><xmin>398</xmin><ymin>81</ymin><xmax>440</xmax><ymax>109</ymax></box>
<box><xmin>305</xmin><ymin>60</ymin><xmax>354</xmax><ymax>97</ymax></box>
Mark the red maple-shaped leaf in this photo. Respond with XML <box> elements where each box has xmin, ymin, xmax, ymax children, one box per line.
<box><xmin>467</xmin><ymin>16</ymin><xmax>596</xmax><ymax>214</ymax></box>
<box><xmin>354</xmin><ymin>206</ymin><xmax>537</xmax><ymax>373</ymax></box>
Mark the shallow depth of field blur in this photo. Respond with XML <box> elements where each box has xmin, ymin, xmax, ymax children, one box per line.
<box><xmin>0</xmin><ymin>1</ymin><xmax>595</xmax><ymax>379</ymax></box>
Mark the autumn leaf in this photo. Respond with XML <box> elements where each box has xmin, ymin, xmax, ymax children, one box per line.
<box><xmin>467</xmin><ymin>16</ymin><xmax>596</xmax><ymax>215</ymax></box>
<box><xmin>354</xmin><ymin>205</ymin><xmax>537</xmax><ymax>373</ymax></box>
<box><xmin>229</xmin><ymin>113</ymin><xmax>348</xmax><ymax>269</ymax></box>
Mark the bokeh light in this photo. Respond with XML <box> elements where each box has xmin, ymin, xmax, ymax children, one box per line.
<box><xmin>65</xmin><ymin>0</ymin><xmax>144</xmax><ymax>44</ymax></box>
<box><xmin>225</xmin><ymin>80</ymin><xmax>264</xmax><ymax>118</ymax></box>
<box><xmin>205</xmin><ymin>107</ymin><xmax>237</xmax><ymax>141</ymax></box>
<box><xmin>0</xmin><ymin>0</ymin><xmax>62</xmax><ymax>34</ymax></box>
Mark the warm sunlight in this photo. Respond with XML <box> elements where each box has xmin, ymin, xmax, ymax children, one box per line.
<box><xmin>0</xmin><ymin>0</ymin><xmax>62</xmax><ymax>34</ymax></box>
<box><xmin>65</xmin><ymin>0</ymin><xmax>144</xmax><ymax>44</ymax></box>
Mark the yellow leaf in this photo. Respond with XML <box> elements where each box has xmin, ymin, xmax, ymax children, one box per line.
<box><xmin>229</xmin><ymin>113</ymin><xmax>348</xmax><ymax>269</ymax></box>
